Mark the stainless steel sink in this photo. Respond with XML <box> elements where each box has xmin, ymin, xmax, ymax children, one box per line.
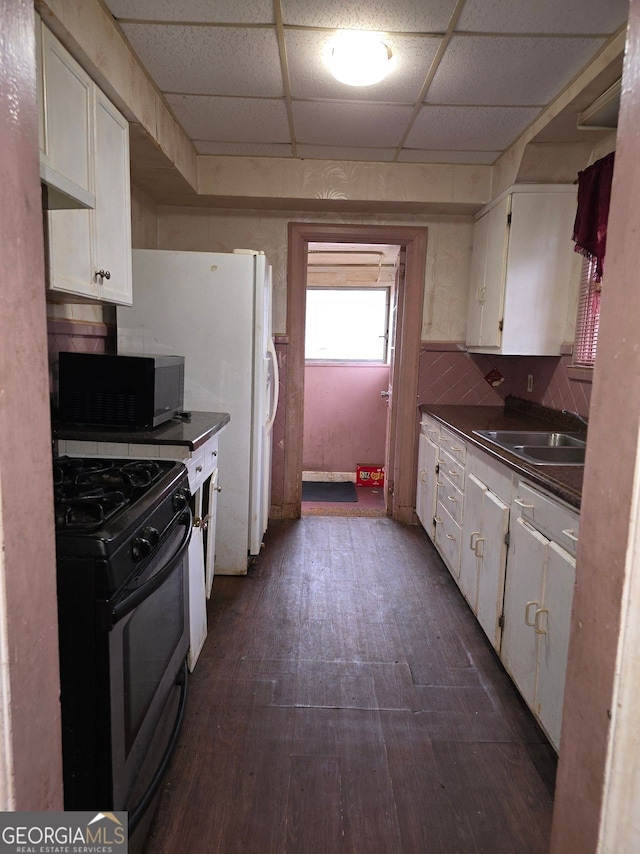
<box><xmin>473</xmin><ymin>430</ymin><xmax>587</xmax><ymax>466</ymax></box>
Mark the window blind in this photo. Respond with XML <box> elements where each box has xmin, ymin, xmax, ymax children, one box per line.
<box><xmin>573</xmin><ymin>255</ymin><xmax>601</xmax><ymax>367</ymax></box>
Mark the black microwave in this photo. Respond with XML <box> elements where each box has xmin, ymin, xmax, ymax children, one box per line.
<box><xmin>58</xmin><ymin>352</ymin><xmax>185</xmax><ymax>429</ymax></box>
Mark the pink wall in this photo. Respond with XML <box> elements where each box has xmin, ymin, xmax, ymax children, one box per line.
<box><xmin>0</xmin><ymin>0</ymin><xmax>63</xmax><ymax>808</ymax></box>
<box><xmin>303</xmin><ymin>364</ymin><xmax>390</xmax><ymax>473</ymax></box>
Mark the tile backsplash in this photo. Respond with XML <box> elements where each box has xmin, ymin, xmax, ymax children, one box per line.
<box><xmin>418</xmin><ymin>343</ymin><xmax>591</xmax><ymax>417</ymax></box>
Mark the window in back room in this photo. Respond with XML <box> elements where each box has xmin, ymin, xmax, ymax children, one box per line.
<box><xmin>304</xmin><ymin>244</ymin><xmax>399</xmax><ymax>364</ymax></box>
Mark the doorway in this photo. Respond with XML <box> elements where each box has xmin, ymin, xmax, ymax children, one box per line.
<box><xmin>302</xmin><ymin>241</ymin><xmax>400</xmax><ymax>516</ymax></box>
<box><xmin>284</xmin><ymin>223</ymin><xmax>428</xmax><ymax>523</ymax></box>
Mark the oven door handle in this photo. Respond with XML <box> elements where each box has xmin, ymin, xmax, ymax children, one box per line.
<box><xmin>111</xmin><ymin>508</ymin><xmax>192</xmax><ymax>625</ymax></box>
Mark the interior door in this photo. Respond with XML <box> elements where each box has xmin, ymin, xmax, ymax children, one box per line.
<box><xmin>383</xmin><ymin>250</ymin><xmax>404</xmax><ymax>513</ymax></box>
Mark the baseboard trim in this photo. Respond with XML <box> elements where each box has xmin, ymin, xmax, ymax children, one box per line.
<box><xmin>302</xmin><ymin>471</ymin><xmax>356</xmax><ymax>483</ymax></box>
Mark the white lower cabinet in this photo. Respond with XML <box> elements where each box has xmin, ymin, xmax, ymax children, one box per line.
<box><xmin>501</xmin><ymin>516</ymin><xmax>548</xmax><ymax>709</ymax></box>
<box><xmin>416</xmin><ymin>415</ymin><xmax>579</xmax><ymax>751</ymax></box>
<box><xmin>501</xmin><ymin>483</ymin><xmax>578</xmax><ymax>750</ymax></box>
<box><xmin>416</xmin><ymin>428</ymin><xmax>439</xmax><ymax>538</ymax></box>
<box><xmin>460</xmin><ymin>471</ymin><xmax>509</xmax><ymax>651</ymax></box>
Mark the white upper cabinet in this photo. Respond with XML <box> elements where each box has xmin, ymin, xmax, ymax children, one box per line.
<box><xmin>38</xmin><ymin>22</ymin><xmax>95</xmax><ymax>210</ymax></box>
<box><xmin>39</xmin><ymin>21</ymin><xmax>132</xmax><ymax>305</ymax></box>
<box><xmin>466</xmin><ymin>186</ymin><xmax>580</xmax><ymax>355</ymax></box>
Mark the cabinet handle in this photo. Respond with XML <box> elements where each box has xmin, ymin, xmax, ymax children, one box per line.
<box><xmin>95</xmin><ymin>269</ymin><xmax>111</xmax><ymax>280</ymax></box>
<box><xmin>447</xmin><ymin>495</ymin><xmax>459</xmax><ymax>503</ymax></box>
<box><xmin>196</xmin><ymin>465</ymin><xmax>203</xmax><ymax>473</ymax></box>
<box><xmin>447</xmin><ymin>470</ymin><xmax>460</xmax><ymax>478</ymax></box>
<box><xmin>215</xmin><ymin>485</ymin><xmax>222</xmax><ymax>493</ymax></box>
<box><xmin>436</xmin><ymin>480</ymin><xmax>444</xmax><ymax>487</ymax></box>
<box><xmin>562</xmin><ymin>528</ymin><xmax>579</xmax><ymax>542</ymax></box>
<box><xmin>212</xmin><ymin>449</ymin><xmax>217</xmax><ymax>456</ymax></box>
<box><xmin>470</xmin><ymin>531</ymin><xmax>480</xmax><ymax>550</ymax></box>
<box><xmin>446</xmin><ymin>533</ymin><xmax>456</xmax><ymax>541</ymax></box>
<box><xmin>534</xmin><ymin>608</ymin><xmax>548</xmax><ymax>635</ymax></box>
<box><xmin>434</xmin><ymin>516</ymin><xmax>442</xmax><ymax>524</ymax></box>
<box><xmin>478</xmin><ymin>286</ymin><xmax>487</xmax><ymax>303</ymax></box>
<box><xmin>419</xmin><ymin>469</ymin><xmax>427</xmax><ymax>484</ymax></box>
<box><xmin>525</xmin><ymin>601</ymin><xmax>539</xmax><ymax>627</ymax></box>
<box><xmin>473</xmin><ymin>536</ymin><xmax>485</xmax><ymax>558</ymax></box>
<box><xmin>450</xmin><ymin>445</ymin><xmax>464</xmax><ymax>453</ymax></box>
<box><xmin>514</xmin><ymin>498</ymin><xmax>535</xmax><ymax>509</ymax></box>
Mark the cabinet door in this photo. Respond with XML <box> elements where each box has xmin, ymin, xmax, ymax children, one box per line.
<box><xmin>479</xmin><ymin>195</ymin><xmax>510</xmax><ymax>349</ymax></box>
<box><xmin>417</xmin><ymin>431</ymin><xmax>439</xmax><ymax>539</ymax></box>
<box><xmin>47</xmin><ymin>206</ymin><xmax>96</xmax><ymax>299</ymax></box>
<box><xmin>466</xmin><ymin>211</ymin><xmax>489</xmax><ymax>347</ymax></box>
<box><xmin>501</xmin><ymin>191</ymin><xmax>579</xmax><ymax>355</ymax></box>
<box><xmin>204</xmin><ymin>468</ymin><xmax>220</xmax><ymax>598</ymax></box>
<box><xmin>40</xmin><ymin>25</ymin><xmax>93</xmax><ymax>198</ymax></box>
<box><xmin>476</xmin><ymin>489</ymin><xmax>509</xmax><ymax>651</ymax></box>
<box><xmin>187</xmin><ymin>515</ymin><xmax>208</xmax><ymax>672</ymax></box>
<box><xmin>459</xmin><ymin>472</ymin><xmax>486</xmax><ymax>608</ymax></box>
<box><xmin>535</xmin><ymin>541</ymin><xmax>576</xmax><ymax>750</ymax></box>
<box><xmin>501</xmin><ymin>517</ymin><xmax>547</xmax><ymax>707</ymax></box>
<box><xmin>93</xmin><ymin>90</ymin><xmax>132</xmax><ymax>305</ymax></box>
<box><xmin>435</xmin><ymin>502</ymin><xmax>462</xmax><ymax>578</ymax></box>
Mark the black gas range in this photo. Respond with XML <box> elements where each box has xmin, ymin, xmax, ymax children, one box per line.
<box><xmin>53</xmin><ymin>455</ymin><xmax>192</xmax><ymax>841</ymax></box>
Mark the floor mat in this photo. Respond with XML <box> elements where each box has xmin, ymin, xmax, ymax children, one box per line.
<box><xmin>301</xmin><ymin>481</ymin><xmax>358</xmax><ymax>502</ymax></box>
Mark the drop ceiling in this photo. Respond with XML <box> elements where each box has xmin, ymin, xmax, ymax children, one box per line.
<box><xmin>102</xmin><ymin>0</ymin><xmax>627</xmax><ymax>165</ymax></box>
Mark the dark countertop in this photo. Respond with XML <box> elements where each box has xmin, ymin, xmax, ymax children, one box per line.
<box><xmin>54</xmin><ymin>411</ymin><xmax>231</xmax><ymax>452</ymax></box>
<box><xmin>420</xmin><ymin>404</ymin><xmax>585</xmax><ymax>509</ymax></box>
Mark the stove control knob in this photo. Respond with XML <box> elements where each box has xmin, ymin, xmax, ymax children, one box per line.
<box><xmin>142</xmin><ymin>526</ymin><xmax>160</xmax><ymax>547</ymax></box>
<box><xmin>173</xmin><ymin>489</ymin><xmax>190</xmax><ymax>512</ymax></box>
<box><xmin>132</xmin><ymin>535</ymin><xmax>152</xmax><ymax>562</ymax></box>
<box><xmin>132</xmin><ymin>527</ymin><xmax>159</xmax><ymax>561</ymax></box>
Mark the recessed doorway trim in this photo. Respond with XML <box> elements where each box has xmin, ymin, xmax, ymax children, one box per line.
<box><xmin>285</xmin><ymin>222</ymin><xmax>427</xmax><ymax>523</ymax></box>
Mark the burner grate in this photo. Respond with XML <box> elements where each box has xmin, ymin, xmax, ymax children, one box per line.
<box><xmin>53</xmin><ymin>457</ymin><xmax>174</xmax><ymax>533</ymax></box>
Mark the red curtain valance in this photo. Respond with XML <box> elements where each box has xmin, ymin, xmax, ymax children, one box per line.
<box><xmin>572</xmin><ymin>151</ymin><xmax>615</xmax><ymax>282</ymax></box>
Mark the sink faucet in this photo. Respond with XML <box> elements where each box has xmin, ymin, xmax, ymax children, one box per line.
<box><xmin>562</xmin><ymin>409</ymin><xmax>589</xmax><ymax>428</ymax></box>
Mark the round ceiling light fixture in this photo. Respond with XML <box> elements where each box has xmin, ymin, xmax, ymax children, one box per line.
<box><xmin>327</xmin><ymin>30</ymin><xmax>392</xmax><ymax>87</ymax></box>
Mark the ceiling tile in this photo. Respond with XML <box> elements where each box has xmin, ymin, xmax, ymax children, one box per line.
<box><xmin>456</xmin><ymin>0</ymin><xmax>628</xmax><ymax>35</ymax></box>
<box><xmin>426</xmin><ymin>35</ymin><xmax>606</xmax><ymax>106</ymax></box>
<box><xmin>296</xmin><ymin>145</ymin><xmax>396</xmax><ymax>161</ymax></box>
<box><xmin>120</xmin><ymin>24</ymin><xmax>283</xmax><ymax>96</ymax></box>
<box><xmin>292</xmin><ymin>101</ymin><xmax>413</xmax><ymax>147</ymax></box>
<box><xmin>166</xmin><ymin>95</ymin><xmax>290</xmax><ymax>142</ymax></box>
<box><xmin>405</xmin><ymin>105</ymin><xmax>541</xmax><ymax>150</ymax></box>
<box><xmin>280</xmin><ymin>0</ymin><xmax>459</xmax><ymax>33</ymax></box>
<box><xmin>105</xmin><ymin>0</ymin><xmax>274</xmax><ymax>24</ymax></box>
<box><xmin>286</xmin><ymin>30</ymin><xmax>440</xmax><ymax>103</ymax></box>
<box><xmin>398</xmin><ymin>149</ymin><xmax>500</xmax><ymax>164</ymax></box>
<box><xmin>195</xmin><ymin>142</ymin><xmax>293</xmax><ymax>157</ymax></box>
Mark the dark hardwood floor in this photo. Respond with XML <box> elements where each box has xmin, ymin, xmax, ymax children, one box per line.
<box><xmin>145</xmin><ymin>518</ymin><xmax>556</xmax><ymax>854</ymax></box>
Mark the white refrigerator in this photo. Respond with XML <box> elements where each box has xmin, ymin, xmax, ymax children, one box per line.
<box><xmin>117</xmin><ymin>248</ymin><xmax>279</xmax><ymax>575</ymax></box>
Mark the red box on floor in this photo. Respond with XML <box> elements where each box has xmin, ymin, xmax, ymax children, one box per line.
<box><xmin>356</xmin><ymin>464</ymin><xmax>384</xmax><ymax>488</ymax></box>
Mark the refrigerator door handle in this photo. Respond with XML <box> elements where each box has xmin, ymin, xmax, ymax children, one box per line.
<box><xmin>266</xmin><ymin>337</ymin><xmax>279</xmax><ymax>432</ymax></box>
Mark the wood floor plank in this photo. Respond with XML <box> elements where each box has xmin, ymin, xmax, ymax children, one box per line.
<box><xmin>144</xmin><ymin>518</ymin><xmax>557</xmax><ymax>853</ymax></box>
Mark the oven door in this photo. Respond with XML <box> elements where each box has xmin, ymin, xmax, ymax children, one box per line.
<box><xmin>108</xmin><ymin>508</ymin><xmax>192</xmax><ymax>822</ymax></box>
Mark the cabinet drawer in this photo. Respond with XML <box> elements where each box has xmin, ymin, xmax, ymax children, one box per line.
<box><xmin>514</xmin><ymin>481</ymin><xmax>579</xmax><ymax>555</ymax></box>
<box><xmin>435</xmin><ymin>502</ymin><xmax>462</xmax><ymax>576</ymax></box>
<box><xmin>198</xmin><ymin>436</ymin><xmax>219</xmax><ymax>481</ymax></box>
<box><xmin>467</xmin><ymin>445</ymin><xmax>512</xmax><ymax>502</ymax></box>
<box><xmin>421</xmin><ymin>416</ymin><xmax>441</xmax><ymax>444</ymax></box>
<box><xmin>439</xmin><ymin>427</ymin><xmax>466</xmax><ymax>463</ymax></box>
<box><xmin>439</xmin><ymin>447</ymin><xmax>465</xmax><ymax>490</ymax></box>
<box><xmin>437</xmin><ymin>473</ymin><xmax>463</xmax><ymax>525</ymax></box>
